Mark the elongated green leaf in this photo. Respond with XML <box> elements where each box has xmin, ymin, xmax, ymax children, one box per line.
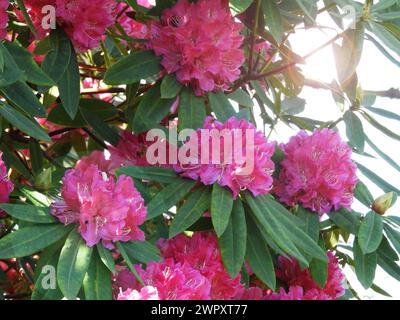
<box><xmin>358</xmin><ymin>211</ymin><xmax>383</xmax><ymax>254</ymax></box>
<box><xmin>365</xmin><ymin>106</ymin><xmax>400</xmax><ymax>122</ymax></box>
<box><xmin>365</xmin><ymin>136</ymin><xmax>400</xmax><ymax>174</ymax></box>
<box><xmin>229</xmin><ymin>0</ymin><xmax>253</xmax><ymax>15</ymax></box>
<box><xmin>170</xmin><ymin>186</ymin><xmax>211</xmax><ymax>238</ymax></box>
<box><xmin>208</xmin><ymin>92</ymin><xmax>236</xmax><ymax>122</ymax></box>
<box><xmin>328</xmin><ymin>209</ymin><xmax>361</xmax><ymax>234</ymax></box>
<box><xmin>83</xmin><ymin>250</ymin><xmax>112</xmax><ymax>300</ymax></box>
<box><xmin>104</xmin><ymin>50</ymin><xmax>162</xmax><ymax>85</ymax></box>
<box><xmin>57</xmin><ymin>229</ymin><xmax>93</xmax><ymax>300</ymax></box>
<box><xmin>344</xmin><ymin>111</ymin><xmax>365</xmax><ymax>152</ymax></box>
<box><xmin>0</xmin><ymin>204</ymin><xmax>56</xmax><ymax>224</ymax></box>
<box><xmin>354</xmin><ymin>181</ymin><xmax>374</xmax><ymax>208</ymax></box>
<box><xmin>58</xmin><ymin>45</ymin><xmax>80</xmax><ymax>119</ymax></box>
<box><xmin>119</xmin><ymin>240</ymin><xmax>162</xmax><ymax>265</ymax></box>
<box><xmin>0</xmin><ymin>42</ymin><xmax>23</xmax><ymax>87</ymax></box>
<box><xmin>117</xmin><ymin>166</ymin><xmax>180</xmax><ymax>184</ymax></box>
<box><xmin>262</xmin><ymin>0</ymin><xmax>284</xmax><ymax>43</ymax></box>
<box><xmin>146</xmin><ymin>179</ymin><xmax>197</xmax><ymax>220</ymax></box>
<box><xmin>297</xmin><ymin>207</ymin><xmax>319</xmax><ymax>242</ymax></box>
<box><xmin>132</xmin><ymin>85</ymin><xmax>174</xmax><ymax>134</ymax></box>
<box><xmin>81</xmin><ymin>108</ymin><xmax>119</xmax><ymax>145</ymax></box>
<box><xmin>369</xmin><ymin>21</ymin><xmax>400</xmax><ymax>54</ymax></box>
<box><xmin>0</xmin><ymin>101</ymin><xmax>51</xmax><ymax>142</ymax></box>
<box><xmin>377</xmin><ymin>252</ymin><xmax>400</xmax><ymax>282</ymax></box>
<box><xmin>245</xmin><ymin>213</ymin><xmax>276</xmax><ymax>290</ymax></box>
<box><xmin>1</xmin><ymin>81</ymin><xmax>46</xmax><ymax>117</ymax></box>
<box><xmin>378</xmin><ymin>236</ymin><xmax>398</xmax><ymax>262</ymax></box>
<box><xmin>178</xmin><ymin>88</ymin><xmax>206</xmax><ymax>131</ymax></box>
<box><xmin>211</xmin><ymin>184</ymin><xmax>234</xmax><ymax>237</ymax></box>
<box><xmin>353</xmin><ymin>239</ymin><xmax>377</xmax><ymax>289</ymax></box>
<box><xmin>309</xmin><ymin>240</ymin><xmax>328</xmax><ymax>289</ymax></box>
<box><xmin>227</xmin><ymin>89</ymin><xmax>254</xmax><ymax>108</ymax></box>
<box><xmin>3</xmin><ymin>42</ymin><xmax>54</xmax><ymax>86</ymax></box>
<box><xmin>42</xmin><ymin>28</ymin><xmax>72</xmax><ymax>84</ymax></box>
<box><xmin>161</xmin><ymin>74</ymin><xmax>183</xmax><ymax>99</ymax></box>
<box><xmin>360</xmin><ymin>110</ymin><xmax>400</xmax><ymax>142</ymax></box>
<box><xmin>384</xmin><ymin>224</ymin><xmax>400</xmax><ymax>254</ymax></box>
<box><xmin>356</xmin><ymin>161</ymin><xmax>400</xmax><ymax>194</ymax></box>
<box><xmin>0</xmin><ymin>224</ymin><xmax>73</xmax><ymax>259</ymax></box>
<box><xmin>96</xmin><ymin>244</ymin><xmax>116</xmax><ymax>273</ymax></box>
<box><xmin>219</xmin><ymin>200</ymin><xmax>247</xmax><ymax>278</ymax></box>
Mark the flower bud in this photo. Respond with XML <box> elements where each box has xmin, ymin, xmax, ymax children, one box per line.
<box><xmin>372</xmin><ymin>192</ymin><xmax>397</xmax><ymax>215</ymax></box>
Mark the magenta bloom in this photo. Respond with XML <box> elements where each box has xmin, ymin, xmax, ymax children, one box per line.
<box><xmin>24</xmin><ymin>0</ymin><xmax>116</xmax><ymax>51</ymax></box>
<box><xmin>275</xmin><ymin>129</ymin><xmax>357</xmax><ymax>214</ymax></box>
<box><xmin>0</xmin><ymin>0</ymin><xmax>8</xmax><ymax>39</ymax></box>
<box><xmin>117</xmin><ymin>286</ymin><xmax>159</xmax><ymax>300</ymax></box>
<box><xmin>0</xmin><ymin>153</ymin><xmax>14</xmax><ymax>217</ymax></box>
<box><xmin>158</xmin><ymin>232</ymin><xmax>244</xmax><ymax>300</ymax></box>
<box><xmin>174</xmin><ymin>117</ymin><xmax>275</xmax><ymax>199</ymax></box>
<box><xmin>149</xmin><ymin>0</ymin><xmax>245</xmax><ymax>96</ymax></box>
<box><xmin>268</xmin><ymin>251</ymin><xmax>345</xmax><ymax>300</ymax></box>
<box><xmin>50</xmin><ymin>162</ymin><xmax>147</xmax><ymax>248</ymax></box>
<box><xmin>117</xmin><ymin>259</ymin><xmax>211</xmax><ymax>300</ymax></box>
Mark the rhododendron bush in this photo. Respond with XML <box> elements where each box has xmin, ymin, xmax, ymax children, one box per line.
<box><xmin>0</xmin><ymin>0</ymin><xmax>399</xmax><ymax>301</ymax></box>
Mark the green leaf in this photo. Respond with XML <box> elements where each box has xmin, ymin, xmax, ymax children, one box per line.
<box><xmin>208</xmin><ymin>92</ymin><xmax>236</xmax><ymax>122</ymax></box>
<box><xmin>161</xmin><ymin>74</ymin><xmax>183</xmax><ymax>99</ymax></box>
<box><xmin>42</xmin><ymin>28</ymin><xmax>72</xmax><ymax>84</ymax></box>
<box><xmin>354</xmin><ymin>181</ymin><xmax>374</xmax><ymax>208</ymax></box>
<box><xmin>356</xmin><ymin>161</ymin><xmax>400</xmax><ymax>194</ymax></box>
<box><xmin>360</xmin><ymin>110</ymin><xmax>400</xmax><ymax>142</ymax></box>
<box><xmin>0</xmin><ymin>101</ymin><xmax>51</xmax><ymax>142</ymax></box>
<box><xmin>29</xmin><ymin>139</ymin><xmax>44</xmax><ymax>175</ymax></box>
<box><xmin>0</xmin><ymin>224</ymin><xmax>73</xmax><ymax>259</ymax></box>
<box><xmin>384</xmin><ymin>224</ymin><xmax>400</xmax><ymax>254</ymax></box>
<box><xmin>117</xmin><ymin>166</ymin><xmax>180</xmax><ymax>184</ymax></box>
<box><xmin>104</xmin><ymin>50</ymin><xmax>162</xmax><ymax>85</ymax></box>
<box><xmin>218</xmin><ymin>199</ymin><xmax>247</xmax><ymax>278</ymax></box>
<box><xmin>96</xmin><ymin>244</ymin><xmax>115</xmax><ymax>273</ymax></box>
<box><xmin>377</xmin><ymin>236</ymin><xmax>398</xmax><ymax>262</ymax></box>
<box><xmin>0</xmin><ymin>42</ymin><xmax>23</xmax><ymax>87</ymax></box>
<box><xmin>297</xmin><ymin>207</ymin><xmax>319</xmax><ymax>242</ymax></box>
<box><xmin>353</xmin><ymin>239</ymin><xmax>377</xmax><ymax>289</ymax></box>
<box><xmin>0</xmin><ymin>204</ymin><xmax>56</xmax><ymax>224</ymax></box>
<box><xmin>369</xmin><ymin>21</ymin><xmax>400</xmax><ymax>54</ymax></box>
<box><xmin>3</xmin><ymin>41</ymin><xmax>54</xmax><ymax>86</ymax></box>
<box><xmin>358</xmin><ymin>211</ymin><xmax>383</xmax><ymax>254</ymax></box>
<box><xmin>132</xmin><ymin>85</ymin><xmax>174</xmax><ymax>134</ymax></box>
<box><xmin>146</xmin><ymin>179</ymin><xmax>197</xmax><ymax>220</ymax></box>
<box><xmin>58</xmin><ymin>45</ymin><xmax>80</xmax><ymax>119</ymax></box>
<box><xmin>1</xmin><ymin>81</ymin><xmax>46</xmax><ymax>117</ymax></box>
<box><xmin>344</xmin><ymin>111</ymin><xmax>365</xmax><ymax>152</ymax></box>
<box><xmin>365</xmin><ymin>106</ymin><xmax>400</xmax><ymax>122</ymax></box>
<box><xmin>83</xmin><ymin>250</ymin><xmax>112</xmax><ymax>300</ymax></box>
<box><xmin>211</xmin><ymin>184</ymin><xmax>234</xmax><ymax>237</ymax></box>
<box><xmin>229</xmin><ymin>0</ymin><xmax>253</xmax><ymax>15</ymax></box>
<box><xmin>118</xmin><ymin>240</ymin><xmax>162</xmax><ymax>264</ymax></box>
<box><xmin>169</xmin><ymin>186</ymin><xmax>211</xmax><ymax>238</ymax></box>
<box><xmin>245</xmin><ymin>213</ymin><xmax>276</xmax><ymax>290</ymax></box>
<box><xmin>227</xmin><ymin>89</ymin><xmax>254</xmax><ymax>108</ymax></box>
<box><xmin>262</xmin><ymin>0</ymin><xmax>284</xmax><ymax>43</ymax></box>
<box><xmin>81</xmin><ymin>108</ymin><xmax>119</xmax><ymax>145</ymax></box>
<box><xmin>365</xmin><ymin>135</ymin><xmax>400</xmax><ymax>174</ymax></box>
<box><xmin>328</xmin><ymin>209</ymin><xmax>361</xmax><ymax>234</ymax></box>
<box><xmin>377</xmin><ymin>251</ymin><xmax>400</xmax><ymax>282</ymax></box>
<box><xmin>309</xmin><ymin>240</ymin><xmax>328</xmax><ymax>289</ymax></box>
<box><xmin>178</xmin><ymin>88</ymin><xmax>206</xmax><ymax>131</ymax></box>
<box><xmin>57</xmin><ymin>229</ymin><xmax>93</xmax><ymax>300</ymax></box>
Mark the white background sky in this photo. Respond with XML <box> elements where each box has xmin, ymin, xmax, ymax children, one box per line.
<box><xmin>265</xmin><ymin>11</ymin><xmax>400</xmax><ymax>299</ymax></box>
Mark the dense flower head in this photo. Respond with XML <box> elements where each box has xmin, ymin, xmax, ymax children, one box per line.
<box><xmin>274</xmin><ymin>128</ymin><xmax>357</xmax><ymax>214</ymax></box>
<box><xmin>118</xmin><ymin>259</ymin><xmax>211</xmax><ymax>300</ymax></box>
<box><xmin>268</xmin><ymin>251</ymin><xmax>345</xmax><ymax>300</ymax></box>
<box><xmin>24</xmin><ymin>0</ymin><xmax>116</xmax><ymax>51</ymax></box>
<box><xmin>0</xmin><ymin>152</ymin><xmax>14</xmax><ymax>217</ymax></box>
<box><xmin>148</xmin><ymin>0</ymin><xmax>245</xmax><ymax>96</ymax></box>
<box><xmin>50</xmin><ymin>161</ymin><xmax>147</xmax><ymax>248</ymax></box>
<box><xmin>174</xmin><ymin>116</ymin><xmax>275</xmax><ymax>199</ymax></box>
<box><xmin>0</xmin><ymin>0</ymin><xmax>8</xmax><ymax>39</ymax></box>
<box><xmin>117</xmin><ymin>286</ymin><xmax>159</xmax><ymax>300</ymax></box>
<box><xmin>158</xmin><ymin>232</ymin><xmax>243</xmax><ymax>299</ymax></box>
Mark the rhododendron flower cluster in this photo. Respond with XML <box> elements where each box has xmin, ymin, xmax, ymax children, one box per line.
<box><xmin>148</xmin><ymin>0</ymin><xmax>245</xmax><ymax>96</ymax></box>
<box><xmin>50</xmin><ymin>161</ymin><xmax>147</xmax><ymax>248</ymax></box>
<box><xmin>117</xmin><ymin>286</ymin><xmax>159</xmax><ymax>300</ymax></box>
<box><xmin>0</xmin><ymin>153</ymin><xmax>13</xmax><ymax>217</ymax></box>
<box><xmin>0</xmin><ymin>0</ymin><xmax>8</xmax><ymax>39</ymax></box>
<box><xmin>269</xmin><ymin>251</ymin><xmax>345</xmax><ymax>300</ymax></box>
<box><xmin>274</xmin><ymin>129</ymin><xmax>358</xmax><ymax>214</ymax></box>
<box><xmin>23</xmin><ymin>0</ymin><xmax>116</xmax><ymax>51</ymax></box>
<box><xmin>174</xmin><ymin>117</ymin><xmax>275</xmax><ymax>199</ymax></box>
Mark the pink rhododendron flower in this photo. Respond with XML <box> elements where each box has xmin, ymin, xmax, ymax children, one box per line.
<box><xmin>267</xmin><ymin>251</ymin><xmax>345</xmax><ymax>300</ymax></box>
<box><xmin>50</xmin><ymin>162</ymin><xmax>147</xmax><ymax>248</ymax></box>
<box><xmin>148</xmin><ymin>0</ymin><xmax>245</xmax><ymax>96</ymax></box>
<box><xmin>23</xmin><ymin>0</ymin><xmax>117</xmax><ymax>51</ymax></box>
<box><xmin>118</xmin><ymin>259</ymin><xmax>211</xmax><ymax>300</ymax></box>
<box><xmin>274</xmin><ymin>129</ymin><xmax>357</xmax><ymax>214</ymax></box>
<box><xmin>137</xmin><ymin>0</ymin><xmax>155</xmax><ymax>8</ymax></box>
<box><xmin>117</xmin><ymin>286</ymin><xmax>159</xmax><ymax>300</ymax></box>
<box><xmin>158</xmin><ymin>232</ymin><xmax>243</xmax><ymax>299</ymax></box>
<box><xmin>0</xmin><ymin>152</ymin><xmax>14</xmax><ymax>217</ymax></box>
<box><xmin>0</xmin><ymin>0</ymin><xmax>8</xmax><ymax>39</ymax></box>
<box><xmin>174</xmin><ymin>117</ymin><xmax>275</xmax><ymax>199</ymax></box>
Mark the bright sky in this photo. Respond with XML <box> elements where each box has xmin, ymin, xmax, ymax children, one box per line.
<box><xmin>269</xmin><ymin>12</ymin><xmax>400</xmax><ymax>299</ymax></box>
